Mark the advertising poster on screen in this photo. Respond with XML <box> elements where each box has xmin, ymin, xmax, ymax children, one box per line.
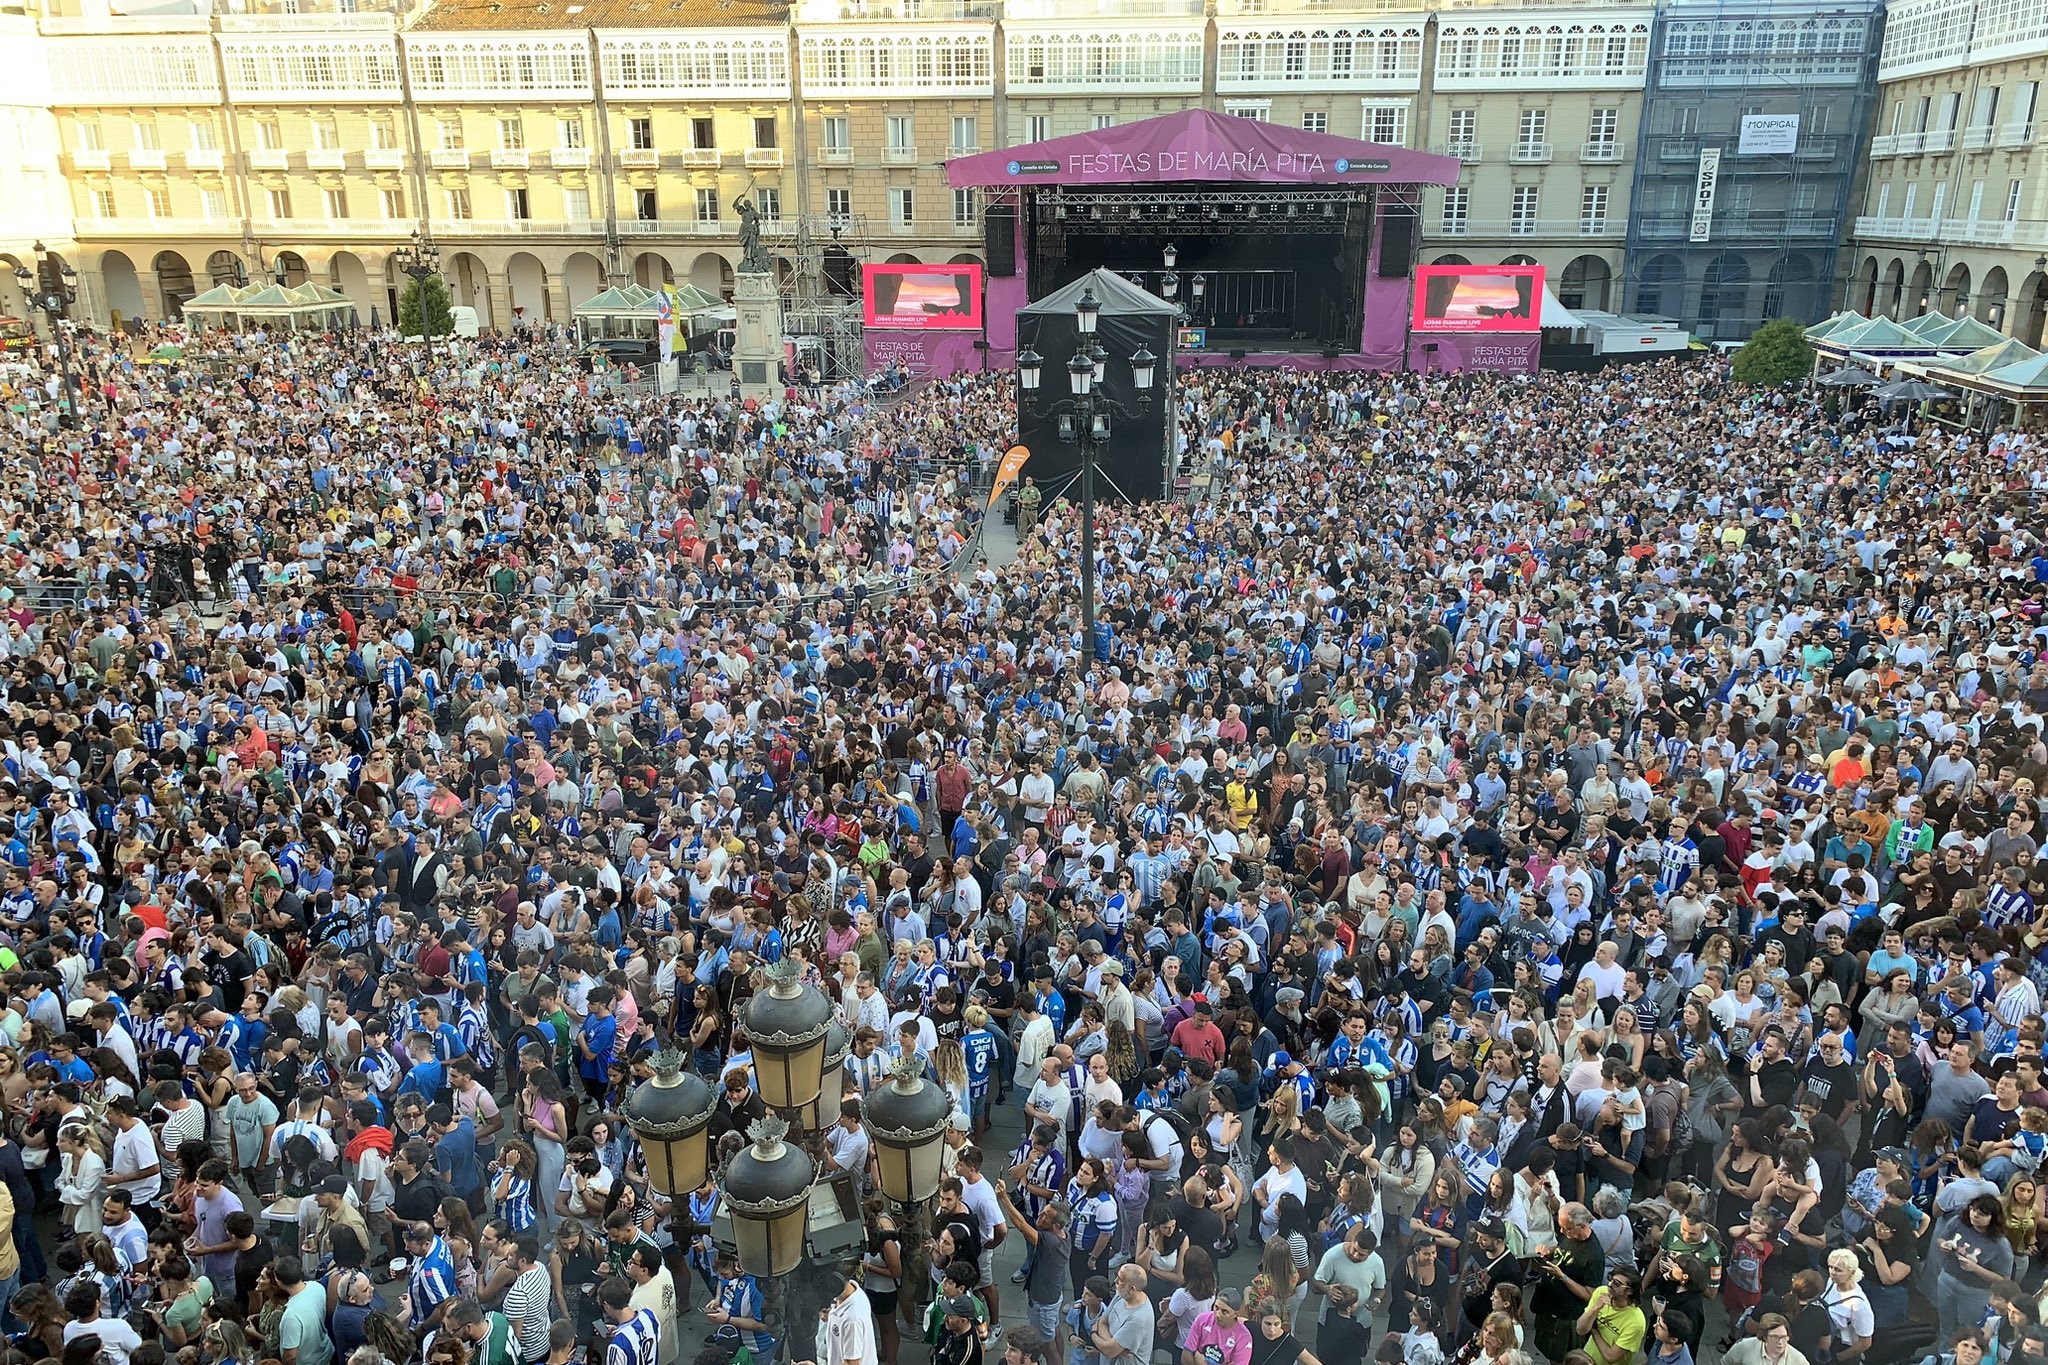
<box><xmin>1410</xmin><ymin>264</ymin><xmax>1546</xmax><ymax>334</ymax></box>
<box><xmin>863</xmin><ymin>263</ymin><xmax>986</xmax><ymax>331</ymax></box>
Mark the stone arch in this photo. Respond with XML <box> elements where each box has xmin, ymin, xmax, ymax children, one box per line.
<box><xmin>100</xmin><ymin>249</ymin><xmax>145</xmax><ymax>324</ymax></box>
<box><xmin>1500</xmin><ymin>254</ymin><xmax>1538</xmax><ymax>267</ymax></box>
<box><xmin>689</xmin><ymin>251</ymin><xmax>732</xmax><ymax>296</ymax></box>
<box><xmin>1698</xmin><ymin>252</ymin><xmax>1749</xmax><ymax>338</ymax></box>
<box><xmin>274</xmin><ymin>251</ymin><xmax>310</xmax><ymax>287</ymax></box>
<box><xmin>2023</xmin><ymin>270</ymin><xmax>2048</xmax><ymax>348</ymax></box>
<box><xmin>1431</xmin><ymin>254</ymin><xmax>1471</xmax><ymax>267</ymax></box>
<box><xmin>506</xmin><ymin>251</ymin><xmax>549</xmax><ymax>322</ymax></box>
<box><xmin>947</xmin><ymin>253</ymin><xmax>984</xmax><ymax>266</ymax></box>
<box><xmin>885</xmin><ymin>252</ymin><xmax>922</xmax><ymax>265</ymax></box>
<box><xmin>563</xmin><ymin>251</ymin><xmax>605</xmax><ymax>307</ymax></box>
<box><xmin>1762</xmin><ymin>253</ymin><xmax>1818</xmax><ymax>324</ymax></box>
<box><xmin>1906</xmin><ymin>257</ymin><xmax>1935</xmax><ymax>315</ymax></box>
<box><xmin>1557</xmin><ymin>254</ymin><xmax>1612</xmax><ymax>312</ymax></box>
<box><xmin>0</xmin><ymin>253</ymin><xmax>27</xmax><ymax>321</ymax></box>
<box><xmin>1882</xmin><ymin>257</ymin><xmax>1907</xmax><ymax>318</ymax></box>
<box><xmin>153</xmin><ymin>250</ymin><xmax>196</xmax><ymax>319</ymax></box>
<box><xmin>207</xmin><ymin>250</ymin><xmax>246</xmax><ymax>288</ymax></box>
<box><xmin>1631</xmin><ymin>252</ymin><xmax>1684</xmax><ymax>318</ymax></box>
<box><xmin>445</xmin><ymin>252</ymin><xmax>492</xmax><ymax>330</ymax></box>
<box><xmin>1981</xmin><ymin>266</ymin><xmax>2010</xmax><ymax>329</ymax></box>
<box><xmin>328</xmin><ymin>251</ymin><xmax>373</xmax><ymax>315</ymax></box>
<box><xmin>1856</xmin><ymin>256</ymin><xmax>1879</xmax><ymax>316</ymax></box>
<box><xmin>1944</xmin><ymin>262</ymin><xmax>1971</xmax><ymax>317</ymax></box>
<box><xmin>633</xmin><ymin>252</ymin><xmax>673</xmax><ymax>288</ymax></box>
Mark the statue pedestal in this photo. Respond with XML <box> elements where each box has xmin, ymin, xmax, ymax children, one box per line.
<box><xmin>731</xmin><ymin>269</ymin><xmax>783</xmax><ymax>402</ymax></box>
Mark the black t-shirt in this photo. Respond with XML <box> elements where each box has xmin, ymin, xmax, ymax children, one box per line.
<box><xmin>1750</xmin><ymin>1057</ymin><xmax>1800</xmax><ymax>1113</ymax></box>
<box><xmin>207</xmin><ymin>947</ymin><xmax>256</xmax><ymax>1012</ymax></box>
<box><xmin>1250</xmin><ymin>1329</ymin><xmax>1308</xmax><ymax>1365</ymax></box>
<box><xmin>1170</xmin><ymin>1196</ymin><xmax>1224</xmax><ymax>1257</ymax></box>
<box><xmin>1800</xmin><ymin>1059</ymin><xmax>1858</xmax><ymax>1119</ymax></box>
<box><xmin>1531</xmin><ymin>1231</ymin><xmax>1606</xmax><ymax>1317</ymax></box>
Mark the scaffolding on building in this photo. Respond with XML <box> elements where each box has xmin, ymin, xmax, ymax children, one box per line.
<box><xmin>781</xmin><ymin>212</ymin><xmax>871</xmax><ymax>382</ymax></box>
<box><xmin>1623</xmin><ymin>0</ymin><xmax>1886</xmax><ymax>340</ymax></box>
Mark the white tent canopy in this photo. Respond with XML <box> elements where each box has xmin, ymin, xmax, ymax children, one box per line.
<box><xmin>1539</xmin><ymin>282</ymin><xmax>1583</xmax><ymax>329</ymax></box>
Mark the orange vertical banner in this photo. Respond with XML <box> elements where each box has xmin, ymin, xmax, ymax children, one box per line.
<box><xmin>986</xmin><ymin>444</ymin><xmax>1031</xmax><ymax>515</ymax></box>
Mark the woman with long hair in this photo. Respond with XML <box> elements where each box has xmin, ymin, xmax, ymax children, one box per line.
<box><xmin>1714</xmin><ymin>1118</ymin><xmax>1774</xmax><ymax>1220</ymax></box>
<box><xmin>1160</xmin><ymin>1246</ymin><xmax>1219</xmax><ymax>1354</ymax></box>
<box><xmin>56</xmin><ymin>1123</ymin><xmax>107</xmax><ymax>1237</ymax></box>
<box><xmin>520</xmin><ymin>1066</ymin><xmax>570</xmax><ymax>1236</ymax></box>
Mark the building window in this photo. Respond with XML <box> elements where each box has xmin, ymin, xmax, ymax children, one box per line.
<box><xmin>954</xmin><ymin>188</ymin><xmax>978</xmax><ymax>225</ymax></box>
<box><xmin>1302</xmin><ymin>111</ymin><xmax>1327</xmax><ymax>135</ymax></box>
<box><xmin>951</xmin><ymin>115</ymin><xmax>977</xmax><ymax>152</ymax></box>
<box><xmin>565</xmin><ymin>187</ymin><xmax>590</xmax><ymax>220</ymax></box>
<box><xmin>1092</xmin><ymin>114</ymin><xmax>1114</xmax><ymax>131</ymax></box>
<box><xmin>506</xmin><ymin>187</ymin><xmax>529</xmax><ymax>220</ymax></box>
<box><xmin>1579</xmin><ymin>185</ymin><xmax>1608</xmax><ymax>233</ymax></box>
<box><xmin>886</xmin><ymin>115</ymin><xmax>913</xmax><ymax>152</ymax></box>
<box><xmin>2007</xmin><ymin>179</ymin><xmax>2023</xmax><ymax>221</ymax></box>
<box><xmin>1225</xmin><ymin>103</ymin><xmax>1271</xmax><ymax>122</ymax></box>
<box><xmin>133</xmin><ymin>118</ymin><xmax>160</xmax><ymax>151</ymax></box>
<box><xmin>189</xmin><ymin>119</ymin><xmax>218</xmax><ymax>152</ymax></box>
<box><xmin>1972</xmin><ymin>87</ymin><xmax>2000</xmax><ymax>130</ymax></box>
<box><xmin>322</xmin><ymin>187</ymin><xmax>348</xmax><ymax>219</ymax></box>
<box><xmin>1515</xmin><ymin>108</ymin><xmax>1547</xmax><ymax>154</ymax></box>
<box><xmin>312</xmin><ymin>117</ymin><xmax>340</xmax><ymax>151</ymax></box>
<box><xmin>1808</xmin><ymin>104</ymin><xmax>1831</xmax><ymax>136</ymax></box>
<box><xmin>90</xmin><ymin>187</ymin><xmax>115</xmax><ymax>217</ymax></box>
<box><xmin>1025</xmin><ymin>114</ymin><xmax>1050</xmax><ymax>142</ymax></box>
<box><xmin>257</xmin><ymin>118</ymin><xmax>284</xmax><ymax>151</ymax></box>
<box><xmin>636</xmin><ymin>188</ymin><xmax>658</xmax><ymax>221</ymax></box>
<box><xmin>435</xmin><ymin>119</ymin><xmax>460</xmax><ymax>152</ymax></box>
<box><xmin>687</xmin><ymin>116</ymin><xmax>714</xmax><ymax>150</ymax></box>
<box><xmin>696</xmin><ymin>188</ymin><xmax>720</xmax><ymax>222</ymax></box>
<box><xmin>201</xmin><ymin>188</ymin><xmax>227</xmax><ymax>219</ymax></box>
<box><xmin>77</xmin><ymin>120</ymin><xmax>103</xmax><ymax>152</ymax></box>
<box><xmin>498</xmin><ymin>117</ymin><xmax>524</xmax><ymax>151</ymax></box>
<box><xmin>1440</xmin><ymin>184</ymin><xmax>1469</xmax><ymax>234</ymax></box>
<box><xmin>381</xmin><ymin>187</ymin><xmax>405</xmax><ymax>219</ymax></box>
<box><xmin>146</xmin><ymin>185</ymin><xmax>172</xmax><ymax>217</ymax></box>
<box><xmin>629</xmin><ymin>117</ymin><xmax>653</xmax><ymax>151</ymax></box>
<box><xmin>1671</xmin><ymin>106</ymin><xmax>1699</xmax><ymax>136</ymax></box>
<box><xmin>1361</xmin><ymin>100</ymin><xmax>1408</xmax><ymax>145</ymax></box>
<box><xmin>756</xmin><ymin>187</ymin><xmax>781</xmax><ymax>222</ymax></box>
<box><xmin>371</xmin><ymin>116</ymin><xmax>399</xmax><ymax>151</ymax></box>
<box><xmin>445</xmin><ymin>188</ymin><xmax>471</xmax><ymax>220</ymax></box>
<box><xmin>827</xmin><ymin>187</ymin><xmax>851</xmax><ymax>221</ymax></box>
<box><xmin>890</xmin><ymin>187</ymin><xmax>914</xmax><ymax>226</ymax></box>
<box><xmin>559</xmin><ymin>117</ymin><xmax>584</xmax><ymax>150</ymax></box>
<box><xmin>1511</xmin><ymin>185</ymin><xmax>1539</xmax><ymax>235</ymax></box>
<box><xmin>1588</xmin><ymin>107</ymin><xmax>1618</xmax><ymax>150</ymax></box>
<box><xmin>822</xmin><ymin>115</ymin><xmax>849</xmax><ymax>151</ymax></box>
<box><xmin>1447</xmin><ymin>107</ymin><xmax>1476</xmax><ymax>153</ymax></box>
<box><xmin>753</xmin><ymin>116</ymin><xmax>777</xmax><ymax>150</ymax></box>
<box><xmin>267</xmin><ymin>187</ymin><xmax>292</xmax><ymax>218</ymax></box>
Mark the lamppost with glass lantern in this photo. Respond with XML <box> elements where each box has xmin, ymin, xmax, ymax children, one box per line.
<box><xmin>393</xmin><ymin>230</ymin><xmax>446</xmax><ymax>337</ymax></box>
<box><xmin>1014</xmin><ymin>285</ymin><xmax>1158</xmax><ymax>720</ymax></box>
<box><xmin>13</xmin><ymin>243</ymin><xmax>78</xmax><ymax>429</ymax></box>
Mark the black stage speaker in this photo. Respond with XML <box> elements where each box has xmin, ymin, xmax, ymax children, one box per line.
<box><xmin>822</xmin><ymin>246</ymin><xmax>856</xmax><ymax>297</ymax></box>
<box><xmin>985</xmin><ymin>204</ymin><xmax>1017</xmax><ymax>277</ymax></box>
<box><xmin>1378</xmin><ymin>205</ymin><xmax>1417</xmax><ymax>277</ymax></box>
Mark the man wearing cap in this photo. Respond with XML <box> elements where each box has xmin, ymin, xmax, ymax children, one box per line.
<box><xmin>934</xmin><ymin>1293</ymin><xmax>985</xmax><ymax>1365</ymax></box>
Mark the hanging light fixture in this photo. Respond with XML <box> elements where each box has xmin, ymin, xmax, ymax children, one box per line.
<box><xmin>622</xmin><ymin>1050</ymin><xmax>718</xmax><ymax>1197</ymax></box>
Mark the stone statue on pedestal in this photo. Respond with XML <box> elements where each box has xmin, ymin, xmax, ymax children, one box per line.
<box><xmin>734</xmin><ymin>199</ymin><xmax>771</xmax><ymax>275</ymax></box>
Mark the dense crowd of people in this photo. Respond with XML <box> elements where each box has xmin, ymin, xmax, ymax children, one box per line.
<box><xmin>0</xmin><ymin>316</ymin><xmax>2042</xmax><ymax>1365</ymax></box>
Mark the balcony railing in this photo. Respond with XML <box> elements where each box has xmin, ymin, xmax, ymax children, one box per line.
<box><xmin>549</xmin><ymin>148</ymin><xmax>590</xmax><ymax>168</ymax></box>
<box><xmin>1508</xmin><ymin>141</ymin><xmax>1551</xmax><ymax>164</ymax></box>
<box><xmin>821</xmin><ymin>146</ymin><xmax>852</xmax><ymax>163</ymax></box>
<box><xmin>615</xmin><ymin>220</ymin><xmax>666</xmax><ymax>235</ymax></box>
<box><xmin>1963</xmin><ymin>125</ymin><xmax>1996</xmax><ymax>150</ymax></box>
<box><xmin>365</xmin><ymin>147</ymin><xmax>406</xmax><ymax>169</ymax></box>
<box><xmin>306</xmin><ymin>148</ymin><xmax>347</xmax><ymax>170</ymax></box>
<box><xmin>80</xmin><ymin>216</ymin><xmax>217</xmax><ymax>236</ymax></box>
<box><xmin>619</xmin><ymin>148</ymin><xmax>660</xmax><ymax>168</ymax></box>
<box><xmin>249</xmin><ymin>218</ymin><xmax>403</xmax><ymax>237</ymax></box>
<box><xmin>1998</xmin><ymin>121</ymin><xmax>2036</xmax><ymax>148</ymax></box>
<box><xmin>1792</xmin><ymin>136</ymin><xmax>1840</xmax><ymax>160</ymax></box>
<box><xmin>72</xmin><ymin>148</ymin><xmax>110</xmax><ymax>170</ymax></box>
<box><xmin>947</xmin><ymin>144</ymin><xmax>980</xmax><ymax>158</ymax></box>
<box><xmin>1429</xmin><ymin>217</ymin><xmax>1623</xmax><ymax>240</ymax></box>
<box><xmin>1435</xmin><ymin>140</ymin><xmax>1482</xmax><ymax>162</ymax></box>
<box><xmin>1921</xmin><ymin>128</ymin><xmax>1957</xmax><ymax>153</ymax></box>
<box><xmin>430</xmin><ymin>149</ymin><xmax>470</xmax><ymax>169</ymax></box>
<box><xmin>691</xmin><ymin>220</ymin><xmax>724</xmax><ymax>236</ymax></box>
<box><xmin>1852</xmin><ymin>214</ymin><xmax>1938</xmax><ymax>241</ymax></box>
<box><xmin>883</xmin><ymin>146</ymin><xmax>918</xmax><ymax>164</ymax></box>
<box><xmin>128</xmin><ymin>148</ymin><xmax>167</xmax><ymax>170</ymax></box>
<box><xmin>1893</xmin><ymin>130</ymin><xmax>1927</xmax><ymax>154</ymax></box>
<box><xmin>1579</xmin><ymin>140</ymin><xmax>1624</xmax><ymax>163</ymax></box>
<box><xmin>184</xmin><ymin>149</ymin><xmax>224</xmax><ymax>170</ymax></box>
<box><xmin>430</xmin><ymin>219</ymin><xmax>608</xmax><ymax>237</ymax></box>
<box><xmin>1657</xmin><ymin>136</ymin><xmax>1699</xmax><ymax>160</ymax></box>
<box><xmin>248</xmin><ymin>148</ymin><xmax>289</xmax><ymax>170</ymax></box>
<box><xmin>490</xmin><ymin>148</ymin><xmax>530</xmax><ymax>169</ymax></box>
<box><xmin>681</xmin><ymin>148</ymin><xmax>721</xmax><ymax>168</ymax></box>
<box><xmin>744</xmin><ymin>147</ymin><xmax>785</xmax><ymax>168</ymax></box>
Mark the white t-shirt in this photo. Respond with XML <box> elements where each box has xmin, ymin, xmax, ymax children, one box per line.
<box><xmin>66</xmin><ymin>1318</ymin><xmax>145</xmax><ymax>1365</ymax></box>
<box><xmin>1823</xmin><ymin>1283</ymin><xmax>1874</xmax><ymax>1345</ymax></box>
<box><xmin>108</xmin><ymin>1123</ymin><xmax>161</xmax><ymax>1204</ymax></box>
<box><xmin>1254</xmin><ymin>1163</ymin><xmax>1308</xmax><ymax>1236</ymax></box>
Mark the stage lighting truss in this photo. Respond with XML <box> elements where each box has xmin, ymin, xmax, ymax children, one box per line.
<box><xmin>1034</xmin><ymin>185</ymin><xmax>1425</xmax><ymax>235</ymax></box>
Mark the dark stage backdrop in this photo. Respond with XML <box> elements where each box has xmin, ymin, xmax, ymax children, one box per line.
<box><xmin>1016</xmin><ymin>273</ymin><xmax>1176</xmax><ymax>504</ymax></box>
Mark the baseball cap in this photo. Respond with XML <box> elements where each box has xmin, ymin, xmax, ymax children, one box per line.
<box><xmin>945</xmin><ymin>1296</ymin><xmax>979</xmax><ymax>1320</ymax></box>
<box><xmin>1272</xmin><ymin>1050</ymin><xmax>1295</xmax><ymax>1070</ymax></box>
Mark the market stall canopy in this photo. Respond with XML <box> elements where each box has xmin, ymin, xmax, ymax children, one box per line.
<box><xmin>1539</xmin><ymin>283</ymin><xmax>1582</xmax><ymax>330</ymax></box>
<box><xmin>1933</xmin><ymin>337</ymin><xmax>2042</xmax><ymax>377</ymax></box>
<box><xmin>1812</xmin><ymin>315</ymin><xmax>1938</xmax><ymax>357</ymax></box>
<box><xmin>179</xmin><ymin>281</ymin><xmax>357</xmax><ymax>329</ymax></box>
<box><xmin>1897</xmin><ymin>312</ymin><xmax>1955</xmax><ymax>338</ymax></box>
<box><xmin>1976</xmin><ymin>351</ymin><xmax>2048</xmax><ymax>394</ymax></box>
<box><xmin>575</xmin><ymin>282</ymin><xmax>733</xmax><ymax>322</ymax></box>
<box><xmin>1805</xmin><ymin>311</ymin><xmax>1866</xmax><ymax>341</ymax></box>
<box><xmin>1918</xmin><ymin>315</ymin><xmax>2009</xmax><ymax>351</ymax></box>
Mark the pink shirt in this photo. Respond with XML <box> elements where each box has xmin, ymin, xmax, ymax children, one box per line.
<box><xmin>1183</xmin><ymin>1314</ymin><xmax>1251</xmax><ymax>1365</ymax></box>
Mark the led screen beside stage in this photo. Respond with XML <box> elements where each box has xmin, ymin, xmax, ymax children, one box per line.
<box><xmin>1411</xmin><ymin>264</ymin><xmax>1544</xmax><ymax>333</ymax></box>
<box><xmin>862</xmin><ymin>263</ymin><xmax>985</xmax><ymax>331</ymax></box>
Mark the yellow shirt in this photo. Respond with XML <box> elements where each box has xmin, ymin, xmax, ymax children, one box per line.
<box><xmin>1585</xmin><ymin>1287</ymin><xmax>1646</xmax><ymax>1365</ymax></box>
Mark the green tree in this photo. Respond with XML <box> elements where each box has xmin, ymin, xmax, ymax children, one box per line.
<box><xmin>1731</xmin><ymin>317</ymin><xmax>1814</xmax><ymax>388</ymax></box>
<box><xmin>397</xmin><ymin>273</ymin><xmax>454</xmax><ymax>338</ymax></box>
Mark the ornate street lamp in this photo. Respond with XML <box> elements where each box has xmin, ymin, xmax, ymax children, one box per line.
<box><xmin>622</xmin><ymin>1049</ymin><xmax>717</xmax><ymax>1196</ymax></box>
<box><xmin>863</xmin><ymin>1058</ymin><xmax>952</xmax><ymax>1207</ymax></box>
<box><xmin>743</xmin><ymin>961</ymin><xmax>833</xmax><ymax>1114</ymax></box>
<box><xmin>722</xmin><ymin>1116</ymin><xmax>817</xmax><ymax>1278</ymax></box>
<box><xmin>796</xmin><ymin>1021</ymin><xmax>852</xmax><ymax>1133</ymax></box>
